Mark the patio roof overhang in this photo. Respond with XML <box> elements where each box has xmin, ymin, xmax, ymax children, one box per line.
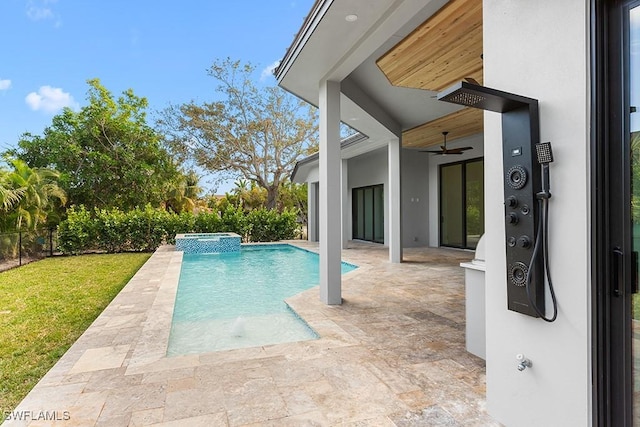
<box><xmin>276</xmin><ymin>0</ymin><xmax>484</xmax><ymax>151</ymax></box>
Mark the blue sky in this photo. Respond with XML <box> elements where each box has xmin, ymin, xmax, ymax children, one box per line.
<box><xmin>0</xmin><ymin>0</ymin><xmax>314</xmax><ymax>192</ymax></box>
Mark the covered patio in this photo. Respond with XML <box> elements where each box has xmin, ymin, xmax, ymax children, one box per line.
<box><xmin>5</xmin><ymin>242</ymin><xmax>497</xmax><ymax>426</ymax></box>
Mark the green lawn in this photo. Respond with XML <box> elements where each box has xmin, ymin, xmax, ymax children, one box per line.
<box><xmin>0</xmin><ymin>253</ymin><xmax>151</xmax><ymax>412</ymax></box>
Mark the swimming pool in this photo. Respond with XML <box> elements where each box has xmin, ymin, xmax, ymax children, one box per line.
<box><xmin>167</xmin><ymin>244</ymin><xmax>357</xmax><ymax>355</ymax></box>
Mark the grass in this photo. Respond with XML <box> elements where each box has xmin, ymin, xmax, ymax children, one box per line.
<box><xmin>0</xmin><ymin>253</ymin><xmax>151</xmax><ymax>412</ymax></box>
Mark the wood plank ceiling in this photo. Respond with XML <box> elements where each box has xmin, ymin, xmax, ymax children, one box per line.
<box><xmin>376</xmin><ymin>0</ymin><xmax>483</xmax><ymax>148</ymax></box>
<box><xmin>403</xmin><ymin>108</ymin><xmax>483</xmax><ymax>148</ymax></box>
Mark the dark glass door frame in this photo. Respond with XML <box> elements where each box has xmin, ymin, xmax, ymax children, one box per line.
<box><xmin>438</xmin><ymin>157</ymin><xmax>484</xmax><ymax>250</ymax></box>
<box><xmin>351</xmin><ymin>184</ymin><xmax>384</xmax><ymax>244</ymax></box>
<box><xmin>591</xmin><ymin>0</ymin><xmax>637</xmax><ymax>424</ymax></box>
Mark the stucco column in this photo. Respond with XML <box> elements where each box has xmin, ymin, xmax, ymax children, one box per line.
<box><xmin>341</xmin><ymin>159</ymin><xmax>349</xmax><ymax>249</ymax></box>
<box><xmin>319</xmin><ymin>80</ymin><xmax>342</xmax><ymax>304</ymax></box>
<box><xmin>307</xmin><ymin>182</ymin><xmax>318</xmax><ymax>242</ymax></box>
<box><xmin>388</xmin><ymin>136</ymin><xmax>402</xmax><ymax>263</ymax></box>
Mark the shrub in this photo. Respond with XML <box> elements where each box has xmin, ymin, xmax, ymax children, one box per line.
<box><xmin>220</xmin><ymin>205</ymin><xmax>249</xmax><ymax>240</ymax></box>
<box><xmin>94</xmin><ymin>208</ymin><xmax>127</xmax><ymax>253</ymax></box>
<box><xmin>246</xmin><ymin>208</ymin><xmax>277</xmax><ymax>242</ymax></box>
<box><xmin>246</xmin><ymin>207</ymin><xmax>300</xmax><ymax>242</ymax></box>
<box><xmin>163</xmin><ymin>212</ymin><xmax>195</xmax><ymax>245</ymax></box>
<box><xmin>273</xmin><ymin>208</ymin><xmax>300</xmax><ymax>241</ymax></box>
<box><xmin>56</xmin><ymin>205</ymin><xmax>301</xmax><ymax>254</ymax></box>
<box><xmin>194</xmin><ymin>211</ymin><xmax>221</xmax><ymax>233</ymax></box>
<box><xmin>57</xmin><ymin>206</ymin><xmax>94</xmax><ymax>255</ymax></box>
<box><xmin>124</xmin><ymin>205</ymin><xmax>168</xmax><ymax>251</ymax></box>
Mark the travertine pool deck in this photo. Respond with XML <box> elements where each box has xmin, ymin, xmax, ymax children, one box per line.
<box><xmin>4</xmin><ymin>242</ymin><xmax>500</xmax><ymax>426</ymax></box>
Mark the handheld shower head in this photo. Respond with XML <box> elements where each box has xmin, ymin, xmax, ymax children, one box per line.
<box><xmin>535</xmin><ymin>142</ymin><xmax>554</xmax><ymax>197</ymax></box>
<box><xmin>535</xmin><ymin>142</ymin><xmax>554</xmax><ymax>165</ymax></box>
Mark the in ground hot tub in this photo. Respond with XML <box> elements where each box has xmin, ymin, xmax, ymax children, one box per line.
<box><xmin>175</xmin><ymin>233</ymin><xmax>241</xmax><ymax>254</ymax></box>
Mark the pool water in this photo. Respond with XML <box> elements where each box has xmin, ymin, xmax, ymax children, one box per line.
<box><xmin>167</xmin><ymin>244</ymin><xmax>357</xmax><ymax>355</ymax></box>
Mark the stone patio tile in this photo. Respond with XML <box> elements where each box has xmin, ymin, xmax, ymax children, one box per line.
<box><xmin>162</xmin><ymin>386</ymin><xmax>225</xmax><ymax>421</ymax></box>
<box><xmin>103</xmin><ymin>313</ymin><xmax>145</xmax><ymax>329</ymax></box>
<box><xmin>166</xmin><ymin>376</ymin><xmax>197</xmax><ymax>393</ymax></box>
<box><xmin>83</xmin><ymin>367</ymin><xmax>143</xmax><ymax>393</ymax></box>
<box><xmin>141</xmin><ymin>367</ymin><xmax>195</xmax><ymax>385</ymax></box>
<box><xmin>8</xmin><ymin>382</ymin><xmax>86</xmax><ymax>421</ymax></box>
<box><xmin>239</xmin><ymin>410</ymin><xmax>329</xmax><ymax>427</ymax></box>
<box><xmin>278</xmin><ymin>388</ymin><xmax>319</xmax><ymax>416</ymax></box>
<box><xmin>222</xmin><ymin>376</ymin><xmax>289</xmax><ymax>426</ymax></box>
<box><xmin>68</xmin><ymin>345</ymin><xmax>130</xmax><ymax>374</ymax></box>
<box><xmin>94</xmin><ymin>412</ymin><xmax>132</xmax><ymax>427</ymax></box>
<box><xmin>54</xmin><ymin>390</ymin><xmax>109</xmax><ymax>426</ymax></box>
<box><xmin>99</xmin><ymin>383</ymin><xmax>167</xmax><ymax>419</ymax></box>
<box><xmin>391</xmin><ymin>405</ymin><xmax>460</xmax><ymax>426</ymax></box>
<box><xmin>129</xmin><ymin>407</ymin><xmax>164</xmax><ymax>426</ymax></box>
<box><xmin>150</xmin><ymin>412</ymin><xmax>228</xmax><ymax>427</ymax></box>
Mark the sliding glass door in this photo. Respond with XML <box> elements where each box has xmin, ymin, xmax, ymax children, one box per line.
<box><xmin>593</xmin><ymin>1</ymin><xmax>640</xmax><ymax>424</ymax></box>
<box><xmin>352</xmin><ymin>184</ymin><xmax>384</xmax><ymax>244</ymax></box>
<box><xmin>440</xmin><ymin>158</ymin><xmax>484</xmax><ymax>250</ymax></box>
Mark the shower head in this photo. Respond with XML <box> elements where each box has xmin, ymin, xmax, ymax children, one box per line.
<box><xmin>437</xmin><ymin>81</ymin><xmax>537</xmax><ymax>113</ymax></box>
<box><xmin>535</xmin><ymin>142</ymin><xmax>554</xmax><ymax>165</ymax></box>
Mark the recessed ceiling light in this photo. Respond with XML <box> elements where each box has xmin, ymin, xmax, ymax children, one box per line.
<box><xmin>345</xmin><ymin>14</ymin><xmax>358</xmax><ymax>22</ymax></box>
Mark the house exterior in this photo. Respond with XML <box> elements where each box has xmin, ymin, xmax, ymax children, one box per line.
<box><xmin>277</xmin><ymin>0</ymin><xmax>635</xmax><ymax>426</ymax></box>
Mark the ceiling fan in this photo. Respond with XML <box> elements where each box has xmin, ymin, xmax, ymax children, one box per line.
<box><xmin>420</xmin><ymin>131</ymin><xmax>473</xmax><ymax>155</ymax></box>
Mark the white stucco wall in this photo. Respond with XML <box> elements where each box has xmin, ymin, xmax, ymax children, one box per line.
<box><xmin>306</xmin><ymin>140</ymin><xmax>485</xmax><ymax>250</ymax></box>
<box><xmin>427</xmin><ymin>133</ymin><xmax>485</xmax><ymax>247</ymax></box>
<box><xmin>402</xmin><ymin>148</ymin><xmax>430</xmax><ymax>247</ymax></box>
<box><xmin>483</xmin><ymin>1</ymin><xmax>591</xmax><ymax>426</ymax></box>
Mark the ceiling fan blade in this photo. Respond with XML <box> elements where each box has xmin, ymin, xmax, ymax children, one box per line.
<box><xmin>443</xmin><ymin>150</ymin><xmax>465</xmax><ymax>154</ymax></box>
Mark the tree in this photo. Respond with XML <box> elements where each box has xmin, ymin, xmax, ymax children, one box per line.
<box><xmin>157</xmin><ymin>58</ymin><xmax>318</xmax><ymax>209</ymax></box>
<box><xmin>0</xmin><ymin>168</ymin><xmax>24</xmax><ymax>213</ymax></box>
<box><xmin>8</xmin><ymin>79</ymin><xmax>181</xmax><ymax>211</ymax></box>
<box><xmin>163</xmin><ymin>170</ymin><xmax>203</xmax><ymax>214</ymax></box>
<box><xmin>0</xmin><ymin>158</ymin><xmax>66</xmax><ymax>232</ymax></box>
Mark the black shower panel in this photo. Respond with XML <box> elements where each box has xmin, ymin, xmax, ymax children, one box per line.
<box><xmin>438</xmin><ymin>81</ymin><xmax>544</xmax><ymax>317</ymax></box>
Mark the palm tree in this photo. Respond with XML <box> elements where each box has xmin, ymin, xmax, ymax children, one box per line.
<box><xmin>0</xmin><ymin>168</ymin><xmax>24</xmax><ymax>212</ymax></box>
<box><xmin>232</xmin><ymin>178</ymin><xmax>250</xmax><ymax>209</ymax></box>
<box><xmin>164</xmin><ymin>171</ymin><xmax>203</xmax><ymax>214</ymax></box>
<box><xmin>3</xmin><ymin>158</ymin><xmax>67</xmax><ymax>231</ymax></box>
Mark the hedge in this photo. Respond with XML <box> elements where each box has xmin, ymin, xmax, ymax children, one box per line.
<box><xmin>57</xmin><ymin>205</ymin><xmax>300</xmax><ymax>255</ymax></box>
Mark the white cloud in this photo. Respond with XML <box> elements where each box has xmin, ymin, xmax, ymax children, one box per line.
<box><xmin>25</xmin><ymin>85</ymin><xmax>77</xmax><ymax>114</ymax></box>
<box><xmin>26</xmin><ymin>0</ymin><xmax>62</xmax><ymax>27</ymax></box>
<box><xmin>0</xmin><ymin>79</ymin><xmax>11</xmax><ymax>91</ymax></box>
<box><xmin>260</xmin><ymin>60</ymin><xmax>281</xmax><ymax>82</ymax></box>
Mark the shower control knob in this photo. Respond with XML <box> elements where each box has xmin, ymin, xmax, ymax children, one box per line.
<box><xmin>506</xmin><ymin>196</ymin><xmax>518</xmax><ymax>208</ymax></box>
<box><xmin>506</xmin><ymin>212</ymin><xmax>519</xmax><ymax>224</ymax></box>
<box><xmin>518</xmin><ymin>236</ymin><xmax>532</xmax><ymax>248</ymax></box>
